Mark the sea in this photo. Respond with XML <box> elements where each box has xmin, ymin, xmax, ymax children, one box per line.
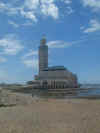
<box><xmin>78</xmin><ymin>84</ymin><xmax>100</xmax><ymax>97</ymax></box>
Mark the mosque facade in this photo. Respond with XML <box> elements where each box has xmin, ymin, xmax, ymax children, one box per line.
<box><xmin>34</xmin><ymin>37</ymin><xmax>78</xmax><ymax>89</ymax></box>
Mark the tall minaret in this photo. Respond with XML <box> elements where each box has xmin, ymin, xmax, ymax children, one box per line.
<box><xmin>39</xmin><ymin>37</ymin><xmax>48</xmax><ymax>74</ymax></box>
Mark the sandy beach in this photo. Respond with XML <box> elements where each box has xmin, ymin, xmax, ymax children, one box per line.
<box><xmin>0</xmin><ymin>90</ymin><xmax>100</xmax><ymax>133</ymax></box>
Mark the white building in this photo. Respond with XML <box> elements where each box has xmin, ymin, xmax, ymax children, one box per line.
<box><xmin>34</xmin><ymin>37</ymin><xmax>78</xmax><ymax>89</ymax></box>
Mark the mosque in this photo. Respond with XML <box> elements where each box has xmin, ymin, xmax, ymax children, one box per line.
<box><xmin>34</xmin><ymin>37</ymin><xmax>78</xmax><ymax>89</ymax></box>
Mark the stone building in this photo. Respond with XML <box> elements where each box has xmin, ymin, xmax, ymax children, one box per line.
<box><xmin>39</xmin><ymin>37</ymin><xmax>48</xmax><ymax>74</ymax></box>
<box><xmin>34</xmin><ymin>37</ymin><xmax>78</xmax><ymax>89</ymax></box>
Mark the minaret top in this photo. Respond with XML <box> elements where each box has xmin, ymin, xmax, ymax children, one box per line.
<box><xmin>40</xmin><ymin>35</ymin><xmax>46</xmax><ymax>45</ymax></box>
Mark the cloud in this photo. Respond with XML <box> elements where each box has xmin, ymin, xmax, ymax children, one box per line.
<box><xmin>0</xmin><ymin>2</ymin><xmax>20</xmax><ymax>15</ymax></box>
<box><xmin>83</xmin><ymin>19</ymin><xmax>100</xmax><ymax>33</ymax></box>
<box><xmin>0</xmin><ymin>1</ymin><xmax>38</xmax><ymax>22</ymax></box>
<box><xmin>47</xmin><ymin>36</ymin><xmax>97</xmax><ymax>48</ymax></box>
<box><xmin>65</xmin><ymin>6</ymin><xmax>74</xmax><ymax>15</ymax></box>
<box><xmin>61</xmin><ymin>0</ymin><xmax>72</xmax><ymax>4</ymax></box>
<box><xmin>47</xmin><ymin>40</ymin><xmax>72</xmax><ymax>48</ymax></box>
<box><xmin>58</xmin><ymin>0</ymin><xmax>73</xmax><ymax>17</ymax></box>
<box><xmin>23</xmin><ymin>58</ymin><xmax>38</xmax><ymax>68</ymax></box>
<box><xmin>40</xmin><ymin>0</ymin><xmax>59</xmax><ymax>19</ymax></box>
<box><xmin>21</xmin><ymin>21</ymin><xmax>33</xmax><ymax>26</ymax></box>
<box><xmin>0</xmin><ymin>0</ymin><xmax>59</xmax><ymax>22</ymax></box>
<box><xmin>0</xmin><ymin>0</ymin><xmax>73</xmax><ymax>24</ymax></box>
<box><xmin>22</xmin><ymin>50</ymin><xmax>38</xmax><ymax>69</ymax></box>
<box><xmin>8</xmin><ymin>20</ymin><xmax>19</xmax><ymax>28</ymax></box>
<box><xmin>8</xmin><ymin>20</ymin><xmax>33</xmax><ymax>27</ymax></box>
<box><xmin>22</xmin><ymin>50</ymin><xmax>38</xmax><ymax>59</ymax></box>
<box><xmin>82</xmin><ymin>0</ymin><xmax>100</xmax><ymax>11</ymax></box>
<box><xmin>0</xmin><ymin>56</ymin><xmax>7</xmax><ymax>63</ymax></box>
<box><xmin>0</xmin><ymin>34</ymin><xmax>24</xmax><ymax>55</ymax></box>
<box><xmin>24</xmin><ymin>0</ymin><xmax>59</xmax><ymax>20</ymax></box>
<box><xmin>20</xmin><ymin>9</ymin><xmax>37</xmax><ymax>22</ymax></box>
<box><xmin>80</xmin><ymin>26</ymin><xmax>85</xmax><ymax>30</ymax></box>
<box><xmin>24</xmin><ymin>0</ymin><xmax>39</xmax><ymax>10</ymax></box>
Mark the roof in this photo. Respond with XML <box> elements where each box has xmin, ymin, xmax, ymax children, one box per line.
<box><xmin>43</xmin><ymin>66</ymin><xmax>66</xmax><ymax>71</ymax></box>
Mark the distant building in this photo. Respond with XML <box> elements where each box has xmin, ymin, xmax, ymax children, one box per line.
<box><xmin>34</xmin><ymin>38</ymin><xmax>78</xmax><ymax>89</ymax></box>
<box><xmin>34</xmin><ymin>37</ymin><xmax>78</xmax><ymax>89</ymax></box>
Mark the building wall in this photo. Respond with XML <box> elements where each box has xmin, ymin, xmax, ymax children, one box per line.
<box><xmin>35</xmin><ymin>69</ymin><xmax>78</xmax><ymax>88</ymax></box>
<box><xmin>39</xmin><ymin>45</ymin><xmax>48</xmax><ymax>73</ymax></box>
<box><xmin>39</xmin><ymin>69</ymin><xmax>74</xmax><ymax>80</ymax></box>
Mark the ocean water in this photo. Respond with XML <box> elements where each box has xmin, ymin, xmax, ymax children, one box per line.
<box><xmin>79</xmin><ymin>84</ymin><xmax>100</xmax><ymax>97</ymax></box>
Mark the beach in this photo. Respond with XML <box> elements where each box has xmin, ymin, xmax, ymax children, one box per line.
<box><xmin>0</xmin><ymin>90</ymin><xmax>100</xmax><ymax>133</ymax></box>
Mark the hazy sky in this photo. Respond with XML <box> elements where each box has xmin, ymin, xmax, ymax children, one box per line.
<box><xmin>0</xmin><ymin>0</ymin><xmax>100</xmax><ymax>83</ymax></box>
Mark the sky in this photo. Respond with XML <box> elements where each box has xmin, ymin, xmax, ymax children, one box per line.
<box><xmin>0</xmin><ymin>0</ymin><xmax>100</xmax><ymax>84</ymax></box>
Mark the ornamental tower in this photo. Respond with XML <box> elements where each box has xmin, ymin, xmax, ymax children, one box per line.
<box><xmin>39</xmin><ymin>37</ymin><xmax>48</xmax><ymax>74</ymax></box>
